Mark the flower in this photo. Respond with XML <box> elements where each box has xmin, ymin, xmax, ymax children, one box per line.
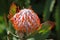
<box><xmin>10</xmin><ymin>9</ymin><xmax>41</xmax><ymax>34</ymax></box>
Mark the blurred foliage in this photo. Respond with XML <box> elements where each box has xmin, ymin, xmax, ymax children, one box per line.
<box><xmin>0</xmin><ymin>0</ymin><xmax>60</xmax><ymax>40</ymax></box>
<box><xmin>55</xmin><ymin>0</ymin><xmax>60</xmax><ymax>40</ymax></box>
<box><xmin>43</xmin><ymin>0</ymin><xmax>55</xmax><ymax>21</ymax></box>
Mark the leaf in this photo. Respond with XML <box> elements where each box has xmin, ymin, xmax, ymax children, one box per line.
<box><xmin>55</xmin><ymin>0</ymin><xmax>60</xmax><ymax>39</ymax></box>
<box><xmin>39</xmin><ymin>21</ymin><xmax>54</xmax><ymax>34</ymax></box>
<box><xmin>43</xmin><ymin>0</ymin><xmax>55</xmax><ymax>21</ymax></box>
<box><xmin>9</xmin><ymin>2</ymin><xmax>17</xmax><ymax>15</ymax></box>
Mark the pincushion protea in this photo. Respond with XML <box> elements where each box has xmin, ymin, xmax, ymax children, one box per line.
<box><xmin>10</xmin><ymin>9</ymin><xmax>41</xmax><ymax>34</ymax></box>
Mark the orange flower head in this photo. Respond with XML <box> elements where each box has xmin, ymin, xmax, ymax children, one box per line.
<box><xmin>10</xmin><ymin>9</ymin><xmax>41</xmax><ymax>34</ymax></box>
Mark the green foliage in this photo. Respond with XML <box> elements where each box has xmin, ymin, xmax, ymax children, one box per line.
<box><xmin>55</xmin><ymin>0</ymin><xmax>60</xmax><ymax>39</ymax></box>
<box><xmin>43</xmin><ymin>0</ymin><xmax>55</xmax><ymax>21</ymax></box>
<box><xmin>14</xmin><ymin>0</ymin><xmax>30</xmax><ymax>9</ymax></box>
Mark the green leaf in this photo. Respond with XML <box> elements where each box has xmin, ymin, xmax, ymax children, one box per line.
<box><xmin>55</xmin><ymin>0</ymin><xmax>60</xmax><ymax>39</ymax></box>
<box><xmin>43</xmin><ymin>0</ymin><xmax>55</xmax><ymax>21</ymax></box>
